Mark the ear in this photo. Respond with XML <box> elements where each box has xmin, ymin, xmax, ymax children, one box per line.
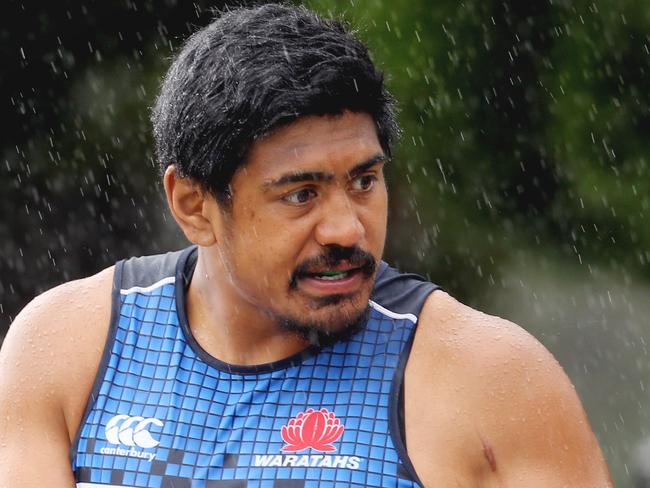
<box><xmin>163</xmin><ymin>165</ymin><xmax>219</xmax><ymax>246</ymax></box>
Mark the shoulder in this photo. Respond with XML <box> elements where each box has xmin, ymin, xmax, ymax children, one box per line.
<box><xmin>413</xmin><ymin>290</ymin><xmax>583</xmax><ymax>432</ymax></box>
<box><xmin>416</xmin><ymin>290</ymin><xmax>560</xmax><ymax>378</ymax></box>
<box><xmin>407</xmin><ymin>290</ymin><xmax>570</xmax><ymax>438</ymax></box>
<box><xmin>413</xmin><ymin>291</ymin><xmax>580</xmax><ymax>424</ymax></box>
<box><xmin>3</xmin><ymin>265</ymin><xmax>115</xmax><ymax>355</ymax></box>
<box><xmin>0</xmin><ymin>266</ymin><xmax>115</xmax><ymax>440</ymax></box>
<box><xmin>406</xmin><ymin>291</ymin><xmax>611</xmax><ymax>485</ymax></box>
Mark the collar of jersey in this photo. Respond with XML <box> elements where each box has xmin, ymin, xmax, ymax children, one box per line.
<box><xmin>174</xmin><ymin>246</ymin><xmax>329</xmax><ymax>375</ymax></box>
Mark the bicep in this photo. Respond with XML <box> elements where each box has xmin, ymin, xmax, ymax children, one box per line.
<box><xmin>0</xmin><ymin>317</ymin><xmax>77</xmax><ymax>486</ymax></box>
<box><xmin>487</xmin><ymin>340</ymin><xmax>612</xmax><ymax>487</ymax></box>
<box><xmin>412</xmin><ymin>294</ymin><xmax>612</xmax><ymax>486</ymax></box>
<box><xmin>0</xmin><ymin>401</ymin><xmax>76</xmax><ymax>486</ymax></box>
<box><xmin>0</xmin><ymin>270</ymin><xmax>112</xmax><ymax>487</ymax></box>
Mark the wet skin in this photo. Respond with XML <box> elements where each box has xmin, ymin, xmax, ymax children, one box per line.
<box><xmin>164</xmin><ymin>111</ymin><xmax>613</xmax><ymax>486</ymax></box>
<box><xmin>0</xmin><ymin>111</ymin><xmax>612</xmax><ymax>486</ymax></box>
<box><xmin>169</xmin><ymin>111</ymin><xmax>389</xmax><ymax>365</ymax></box>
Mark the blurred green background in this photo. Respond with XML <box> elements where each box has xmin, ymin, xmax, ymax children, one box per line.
<box><xmin>1</xmin><ymin>0</ymin><xmax>648</xmax><ymax>485</ymax></box>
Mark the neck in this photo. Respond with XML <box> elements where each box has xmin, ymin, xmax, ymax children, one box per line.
<box><xmin>186</xmin><ymin>248</ymin><xmax>310</xmax><ymax>366</ymax></box>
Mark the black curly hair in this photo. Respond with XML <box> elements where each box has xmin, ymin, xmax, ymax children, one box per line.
<box><xmin>151</xmin><ymin>3</ymin><xmax>399</xmax><ymax>204</ymax></box>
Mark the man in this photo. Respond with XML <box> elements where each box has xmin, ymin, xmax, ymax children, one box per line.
<box><xmin>0</xmin><ymin>4</ymin><xmax>611</xmax><ymax>487</ymax></box>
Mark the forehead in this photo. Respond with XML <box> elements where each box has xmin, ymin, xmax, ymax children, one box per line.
<box><xmin>243</xmin><ymin>112</ymin><xmax>383</xmax><ymax>180</ymax></box>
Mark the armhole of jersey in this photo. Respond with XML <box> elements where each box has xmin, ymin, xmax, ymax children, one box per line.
<box><xmin>389</xmin><ymin>318</ymin><xmax>426</xmax><ymax>487</ymax></box>
<box><xmin>374</xmin><ymin>261</ymin><xmax>440</xmax><ymax>485</ymax></box>
<box><xmin>69</xmin><ymin>260</ymin><xmax>124</xmax><ymax>463</ymax></box>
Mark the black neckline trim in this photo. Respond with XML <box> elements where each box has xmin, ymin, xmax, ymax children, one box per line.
<box><xmin>174</xmin><ymin>246</ymin><xmax>323</xmax><ymax>375</ymax></box>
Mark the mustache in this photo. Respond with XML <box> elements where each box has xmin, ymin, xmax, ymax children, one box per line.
<box><xmin>290</xmin><ymin>245</ymin><xmax>376</xmax><ymax>286</ymax></box>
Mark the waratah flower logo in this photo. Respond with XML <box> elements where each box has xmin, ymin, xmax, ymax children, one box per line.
<box><xmin>281</xmin><ymin>408</ymin><xmax>345</xmax><ymax>452</ymax></box>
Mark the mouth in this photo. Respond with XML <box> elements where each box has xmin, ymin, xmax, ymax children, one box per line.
<box><xmin>293</xmin><ymin>263</ymin><xmax>375</xmax><ymax>299</ymax></box>
<box><xmin>297</xmin><ymin>268</ymin><xmax>365</xmax><ymax>296</ymax></box>
<box><xmin>303</xmin><ymin>268</ymin><xmax>361</xmax><ymax>281</ymax></box>
<box><xmin>289</xmin><ymin>246</ymin><xmax>377</xmax><ymax>299</ymax></box>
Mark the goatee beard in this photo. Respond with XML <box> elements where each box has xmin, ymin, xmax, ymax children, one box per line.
<box><xmin>277</xmin><ymin>305</ymin><xmax>370</xmax><ymax>347</ymax></box>
<box><xmin>278</xmin><ymin>244</ymin><xmax>377</xmax><ymax>346</ymax></box>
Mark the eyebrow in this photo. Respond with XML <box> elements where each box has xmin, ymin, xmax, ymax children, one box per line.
<box><xmin>262</xmin><ymin>154</ymin><xmax>387</xmax><ymax>191</ymax></box>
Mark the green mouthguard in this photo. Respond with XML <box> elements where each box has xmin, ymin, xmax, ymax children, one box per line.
<box><xmin>317</xmin><ymin>270</ymin><xmax>347</xmax><ymax>276</ymax></box>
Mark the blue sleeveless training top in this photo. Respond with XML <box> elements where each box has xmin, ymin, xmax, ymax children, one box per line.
<box><xmin>72</xmin><ymin>246</ymin><xmax>438</xmax><ymax>487</ymax></box>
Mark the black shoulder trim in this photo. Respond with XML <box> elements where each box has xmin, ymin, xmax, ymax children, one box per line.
<box><xmin>70</xmin><ymin>260</ymin><xmax>124</xmax><ymax>464</ymax></box>
<box><xmin>371</xmin><ymin>261</ymin><xmax>440</xmax><ymax>317</ymax></box>
<box><xmin>119</xmin><ymin>248</ymin><xmax>189</xmax><ymax>290</ymax></box>
<box><xmin>377</xmin><ymin>261</ymin><xmax>440</xmax><ymax>487</ymax></box>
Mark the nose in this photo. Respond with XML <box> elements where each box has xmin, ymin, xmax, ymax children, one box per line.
<box><xmin>314</xmin><ymin>193</ymin><xmax>365</xmax><ymax>248</ymax></box>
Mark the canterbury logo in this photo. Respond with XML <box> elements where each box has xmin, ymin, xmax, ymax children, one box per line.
<box><xmin>105</xmin><ymin>415</ymin><xmax>164</xmax><ymax>449</ymax></box>
<box><xmin>281</xmin><ymin>408</ymin><xmax>344</xmax><ymax>452</ymax></box>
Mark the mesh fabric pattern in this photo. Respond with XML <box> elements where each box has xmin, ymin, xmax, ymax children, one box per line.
<box><xmin>72</xmin><ymin>251</ymin><xmax>424</xmax><ymax>487</ymax></box>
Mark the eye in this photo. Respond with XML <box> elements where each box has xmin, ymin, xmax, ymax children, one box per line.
<box><xmin>350</xmin><ymin>174</ymin><xmax>377</xmax><ymax>192</ymax></box>
<box><xmin>283</xmin><ymin>187</ymin><xmax>317</xmax><ymax>205</ymax></box>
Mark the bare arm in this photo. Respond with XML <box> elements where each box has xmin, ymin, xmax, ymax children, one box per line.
<box><xmin>478</xmin><ymin>319</ymin><xmax>612</xmax><ymax>487</ymax></box>
<box><xmin>407</xmin><ymin>291</ymin><xmax>612</xmax><ymax>487</ymax></box>
<box><xmin>0</xmin><ymin>268</ymin><xmax>113</xmax><ymax>487</ymax></box>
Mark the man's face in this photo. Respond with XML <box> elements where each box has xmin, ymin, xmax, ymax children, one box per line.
<box><xmin>213</xmin><ymin>111</ymin><xmax>388</xmax><ymax>341</ymax></box>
